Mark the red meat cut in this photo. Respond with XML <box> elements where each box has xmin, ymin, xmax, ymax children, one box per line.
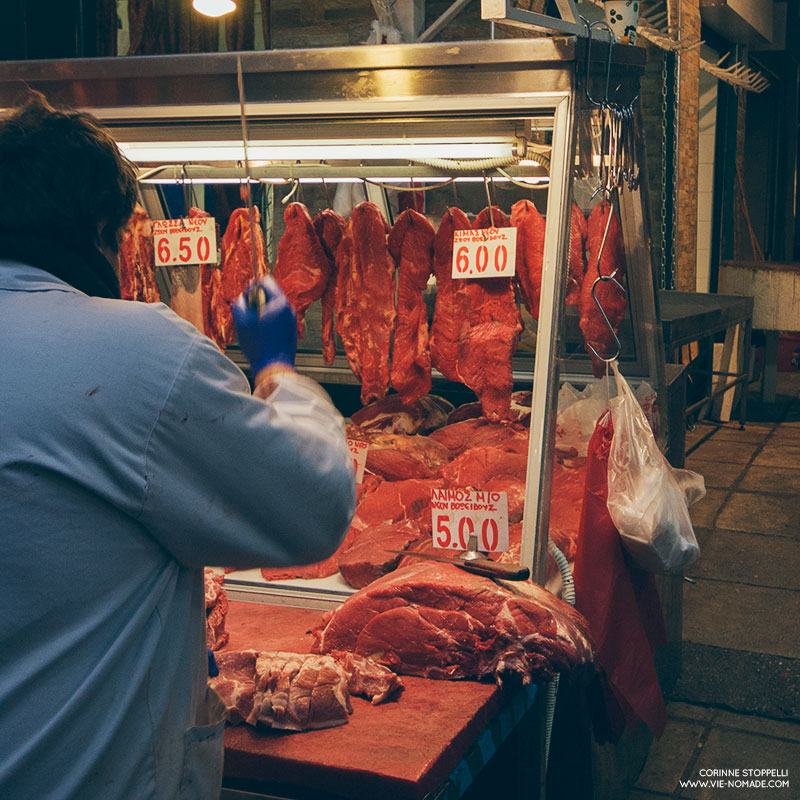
<box><xmin>347</xmin><ymin>426</ymin><xmax>451</xmax><ymax>481</ymax></box>
<box><xmin>439</xmin><ymin>445</ymin><xmax>528</xmax><ymax>486</ymax></box>
<box><xmin>350</xmin><ymin>394</ymin><xmax>454</xmax><ymax>435</ymax></box>
<box><xmin>219</xmin><ymin>206</ymin><xmax>269</xmax><ymax>347</ymax></box>
<box><xmin>388</xmin><ymin>209</ymin><xmax>436</xmax><ymax>403</ymax></box>
<box><xmin>511</xmin><ymin>198</ymin><xmax>546</xmax><ymax>320</ymax></box>
<box><xmin>312</xmin><ymin>561</ymin><xmax>594</xmax><ymax>683</ymax></box>
<box><xmin>335</xmin><ymin>202</ymin><xmax>397</xmax><ymax>404</ymax></box>
<box><xmin>349</xmin><ymin>477</ymin><xmax>443</xmax><ymax>534</ymax></box>
<box><xmin>430</xmin><ymin>417</ymin><xmax>529</xmax><ymax>458</ymax></box>
<box><xmin>566</xmin><ymin>203</ymin><xmax>588</xmax><ymax>306</ymax></box>
<box><xmin>118</xmin><ymin>203</ymin><xmax>159</xmax><ymax>303</ymax></box>
<box><xmin>204</xmin><ymin>569</ymin><xmax>229</xmax><ymax>651</ymax></box>
<box><xmin>337</xmin><ymin>519</ymin><xmax>424</xmax><ymax>589</ymax></box>
<box><xmin>210</xmin><ymin>649</ymin><xmax>402</xmax><ymax>731</ymax></box>
<box><xmin>580</xmin><ymin>199</ymin><xmax>627</xmax><ymax>377</ymax></box>
<box><xmin>273</xmin><ymin>202</ymin><xmax>331</xmax><ymax>338</ymax></box>
<box><xmin>312</xmin><ymin>208</ymin><xmax>347</xmax><ymax>365</ymax></box>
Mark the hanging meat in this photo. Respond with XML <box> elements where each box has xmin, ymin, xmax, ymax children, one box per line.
<box><xmin>458</xmin><ymin>207</ymin><xmax>523</xmax><ymax>421</ymax></box>
<box><xmin>218</xmin><ymin>206</ymin><xmax>269</xmax><ymax>348</ymax></box>
<box><xmin>313</xmin><ymin>208</ymin><xmax>347</xmax><ymax>365</ymax></box>
<box><xmin>388</xmin><ymin>209</ymin><xmax>436</xmax><ymax>404</ymax></box>
<box><xmin>429</xmin><ymin>207</ymin><xmax>473</xmax><ymax>384</ymax></box>
<box><xmin>273</xmin><ymin>202</ymin><xmax>332</xmax><ymax>338</ymax></box>
<box><xmin>118</xmin><ymin>203</ymin><xmax>159</xmax><ymax>303</ymax></box>
<box><xmin>511</xmin><ymin>198</ymin><xmax>546</xmax><ymax>320</ymax></box>
<box><xmin>579</xmin><ymin>199</ymin><xmax>627</xmax><ymax>377</ymax></box>
<box><xmin>566</xmin><ymin>203</ymin><xmax>588</xmax><ymax>306</ymax></box>
<box><xmin>334</xmin><ymin>201</ymin><xmax>396</xmax><ymax>405</ymax></box>
<box><xmin>179</xmin><ymin>206</ymin><xmax>230</xmax><ymax>351</ymax></box>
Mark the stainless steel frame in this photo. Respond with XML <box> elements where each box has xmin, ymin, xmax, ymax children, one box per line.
<box><xmin>0</xmin><ymin>39</ymin><xmax>660</xmax><ymax>605</ymax></box>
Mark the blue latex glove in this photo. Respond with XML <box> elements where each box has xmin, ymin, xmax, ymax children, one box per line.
<box><xmin>232</xmin><ymin>275</ymin><xmax>297</xmax><ymax>375</ymax></box>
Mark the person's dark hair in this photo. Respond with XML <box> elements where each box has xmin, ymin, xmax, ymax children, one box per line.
<box><xmin>0</xmin><ymin>90</ymin><xmax>138</xmax><ymax>253</ymax></box>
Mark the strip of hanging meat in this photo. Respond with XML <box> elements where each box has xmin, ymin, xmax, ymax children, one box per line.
<box><xmin>273</xmin><ymin>202</ymin><xmax>332</xmax><ymax>338</ymax></box>
<box><xmin>566</xmin><ymin>203</ymin><xmax>588</xmax><ymax>306</ymax></box>
<box><xmin>334</xmin><ymin>202</ymin><xmax>396</xmax><ymax>405</ymax></box>
<box><xmin>313</xmin><ymin>209</ymin><xmax>347</xmax><ymax>365</ymax></box>
<box><xmin>579</xmin><ymin>199</ymin><xmax>627</xmax><ymax>377</ymax></box>
<box><xmin>218</xmin><ymin>206</ymin><xmax>269</xmax><ymax>348</ymax></box>
<box><xmin>388</xmin><ymin>209</ymin><xmax>436</xmax><ymax>404</ymax></box>
<box><xmin>118</xmin><ymin>203</ymin><xmax>159</xmax><ymax>303</ymax></box>
<box><xmin>511</xmin><ymin>198</ymin><xmax>546</xmax><ymax>321</ymax></box>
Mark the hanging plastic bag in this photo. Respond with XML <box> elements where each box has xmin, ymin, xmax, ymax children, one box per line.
<box><xmin>606</xmin><ymin>362</ymin><xmax>704</xmax><ymax>573</ymax></box>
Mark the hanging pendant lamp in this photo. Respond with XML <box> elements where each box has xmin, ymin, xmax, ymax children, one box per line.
<box><xmin>192</xmin><ymin>0</ymin><xmax>236</xmax><ymax>17</ymax></box>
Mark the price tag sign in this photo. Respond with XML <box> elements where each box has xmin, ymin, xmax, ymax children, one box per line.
<box><xmin>430</xmin><ymin>488</ymin><xmax>509</xmax><ymax>552</ymax></box>
<box><xmin>347</xmin><ymin>439</ymin><xmax>368</xmax><ymax>484</ymax></box>
<box><xmin>451</xmin><ymin>227</ymin><xmax>517</xmax><ymax>279</ymax></box>
<box><xmin>153</xmin><ymin>217</ymin><xmax>217</xmax><ymax>267</ymax></box>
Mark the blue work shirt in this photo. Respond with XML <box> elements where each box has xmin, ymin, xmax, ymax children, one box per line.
<box><xmin>0</xmin><ymin>262</ymin><xmax>356</xmax><ymax>799</ymax></box>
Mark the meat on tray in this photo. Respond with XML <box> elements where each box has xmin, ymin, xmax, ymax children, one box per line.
<box><xmin>312</xmin><ymin>561</ymin><xmax>594</xmax><ymax>683</ymax></box>
<box><xmin>439</xmin><ymin>444</ymin><xmax>528</xmax><ymax>486</ymax></box>
<box><xmin>337</xmin><ymin>519</ymin><xmax>424</xmax><ymax>589</ymax></box>
<box><xmin>218</xmin><ymin>205</ymin><xmax>269</xmax><ymax>348</ymax></box>
<box><xmin>566</xmin><ymin>203</ymin><xmax>588</xmax><ymax>307</ymax></box>
<box><xmin>210</xmin><ymin>649</ymin><xmax>403</xmax><ymax>731</ymax></box>
<box><xmin>429</xmin><ymin>417</ymin><xmax>528</xmax><ymax>458</ymax></box>
<box><xmin>347</xmin><ymin>425</ymin><xmax>451</xmax><ymax>481</ymax></box>
<box><xmin>312</xmin><ymin>208</ymin><xmax>347</xmax><ymax>365</ymax></box>
<box><xmin>580</xmin><ymin>199</ymin><xmax>627</xmax><ymax>377</ymax></box>
<box><xmin>118</xmin><ymin>203</ymin><xmax>159</xmax><ymax>303</ymax></box>
<box><xmin>349</xmin><ymin>477</ymin><xmax>443</xmax><ymax>534</ymax></box>
<box><xmin>273</xmin><ymin>202</ymin><xmax>332</xmax><ymax>338</ymax></box>
<box><xmin>511</xmin><ymin>198</ymin><xmax>546</xmax><ymax>321</ymax></box>
<box><xmin>387</xmin><ymin>209</ymin><xmax>436</xmax><ymax>404</ymax></box>
<box><xmin>335</xmin><ymin>201</ymin><xmax>397</xmax><ymax>404</ymax></box>
<box><xmin>446</xmin><ymin>390</ymin><xmax>532</xmax><ymax>427</ymax></box>
<box><xmin>350</xmin><ymin>394</ymin><xmax>454</xmax><ymax>435</ymax></box>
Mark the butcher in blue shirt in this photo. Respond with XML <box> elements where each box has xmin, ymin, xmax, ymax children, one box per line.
<box><xmin>0</xmin><ymin>92</ymin><xmax>356</xmax><ymax>799</ymax></box>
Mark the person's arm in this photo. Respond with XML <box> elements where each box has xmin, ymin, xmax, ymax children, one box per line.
<box><xmin>138</xmin><ymin>279</ymin><xmax>355</xmax><ymax>568</ymax></box>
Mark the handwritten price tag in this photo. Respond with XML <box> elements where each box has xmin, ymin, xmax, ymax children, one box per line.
<box><xmin>430</xmin><ymin>488</ymin><xmax>509</xmax><ymax>552</ymax></box>
<box><xmin>451</xmin><ymin>227</ymin><xmax>517</xmax><ymax>279</ymax></box>
<box><xmin>153</xmin><ymin>217</ymin><xmax>217</xmax><ymax>267</ymax></box>
<box><xmin>347</xmin><ymin>439</ymin><xmax>368</xmax><ymax>484</ymax></box>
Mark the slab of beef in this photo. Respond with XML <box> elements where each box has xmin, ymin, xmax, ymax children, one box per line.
<box><xmin>204</xmin><ymin>569</ymin><xmax>229</xmax><ymax>651</ymax></box>
<box><xmin>388</xmin><ymin>209</ymin><xmax>436</xmax><ymax>403</ymax></box>
<box><xmin>335</xmin><ymin>202</ymin><xmax>397</xmax><ymax>404</ymax></box>
<box><xmin>511</xmin><ymin>198</ymin><xmax>546</xmax><ymax>321</ymax></box>
<box><xmin>274</xmin><ymin>202</ymin><xmax>332</xmax><ymax>338</ymax></box>
<box><xmin>218</xmin><ymin>206</ymin><xmax>269</xmax><ymax>342</ymax></box>
<box><xmin>210</xmin><ymin>650</ymin><xmax>402</xmax><ymax>731</ymax></box>
<box><xmin>484</xmin><ymin>475</ymin><xmax>526</xmax><ymax>524</ymax></box>
<box><xmin>118</xmin><ymin>204</ymin><xmax>159</xmax><ymax>303</ymax></box>
<box><xmin>439</xmin><ymin>445</ymin><xmax>528</xmax><ymax>487</ymax></box>
<box><xmin>458</xmin><ymin>208</ymin><xmax>523</xmax><ymax>420</ymax></box>
<box><xmin>580</xmin><ymin>199</ymin><xmax>627</xmax><ymax>377</ymax></box>
<box><xmin>566</xmin><ymin>203</ymin><xmax>588</xmax><ymax>307</ymax></box>
<box><xmin>346</xmin><ymin>426</ymin><xmax>451</xmax><ymax>481</ymax></box>
<box><xmin>548</xmin><ymin>461</ymin><xmax>587</xmax><ymax>561</ymax></box>
<box><xmin>429</xmin><ymin>207</ymin><xmax>473</xmax><ymax>383</ymax></box>
<box><xmin>312</xmin><ymin>561</ymin><xmax>594</xmax><ymax>683</ymax></box>
<box><xmin>429</xmin><ymin>419</ymin><xmax>528</xmax><ymax>458</ymax></box>
<box><xmin>349</xmin><ymin>477</ymin><xmax>443</xmax><ymax>534</ymax></box>
<box><xmin>337</xmin><ymin>519</ymin><xmax>424</xmax><ymax>589</ymax></box>
<box><xmin>351</xmin><ymin>394</ymin><xmax>454</xmax><ymax>435</ymax></box>
<box><xmin>312</xmin><ymin>209</ymin><xmax>347</xmax><ymax>365</ymax></box>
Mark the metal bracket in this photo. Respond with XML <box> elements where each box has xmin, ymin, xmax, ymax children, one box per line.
<box><xmin>481</xmin><ymin>0</ymin><xmax>586</xmax><ymax>36</ymax></box>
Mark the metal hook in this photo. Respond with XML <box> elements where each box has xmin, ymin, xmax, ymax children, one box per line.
<box><xmin>580</xmin><ymin>16</ymin><xmax>616</xmax><ymax>108</ymax></box>
<box><xmin>281</xmin><ymin>178</ymin><xmax>300</xmax><ymax>205</ymax></box>
<box><xmin>483</xmin><ymin>177</ymin><xmax>495</xmax><ymax>228</ymax></box>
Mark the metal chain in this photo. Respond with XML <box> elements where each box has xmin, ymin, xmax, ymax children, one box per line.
<box><xmin>659</xmin><ymin>52</ymin><xmax>669</xmax><ymax>290</ymax></box>
<box><xmin>671</xmin><ymin>46</ymin><xmax>680</xmax><ymax>291</ymax></box>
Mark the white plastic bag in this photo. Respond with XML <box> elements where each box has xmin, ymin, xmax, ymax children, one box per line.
<box><xmin>607</xmin><ymin>362</ymin><xmax>704</xmax><ymax>573</ymax></box>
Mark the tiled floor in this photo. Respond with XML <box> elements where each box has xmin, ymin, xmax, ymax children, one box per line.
<box><xmin>629</xmin><ymin>374</ymin><xmax>800</xmax><ymax>797</ymax></box>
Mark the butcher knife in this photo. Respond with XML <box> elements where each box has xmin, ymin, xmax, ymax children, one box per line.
<box><xmin>387</xmin><ymin>550</ymin><xmax>530</xmax><ymax>581</ymax></box>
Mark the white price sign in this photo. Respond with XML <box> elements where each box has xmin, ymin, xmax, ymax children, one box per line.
<box><xmin>430</xmin><ymin>488</ymin><xmax>509</xmax><ymax>552</ymax></box>
<box><xmin>153</xmin><ymin>217</ymin><xmax>217</xmax><ymax>267</ymax></box>
<box><xmin>347</xmin><ymin>439</ymin><xmax>368</xmax><ymax>484</ymax></box>
<box><xmin>451</xmin><ymin>227</ymin><xmax>517</xmax><ymax>279</ymax></box>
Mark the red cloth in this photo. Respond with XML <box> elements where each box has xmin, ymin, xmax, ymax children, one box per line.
<box><xmin>573</xmin><ymin>413</ymin><xmax>667</xmax><ymax>741</ymax></box>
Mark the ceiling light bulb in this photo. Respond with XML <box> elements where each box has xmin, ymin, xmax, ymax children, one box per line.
<box><xmin>192</xmin><ymin>0</ymin><xmax>236</xmax><ymax>18</ymax></box>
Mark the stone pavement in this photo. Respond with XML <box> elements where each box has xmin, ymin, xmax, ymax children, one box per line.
<box><xmin>629</xmin><ymin>373</ymin><xmax>800</xmax><ymax>798</ymax></box>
